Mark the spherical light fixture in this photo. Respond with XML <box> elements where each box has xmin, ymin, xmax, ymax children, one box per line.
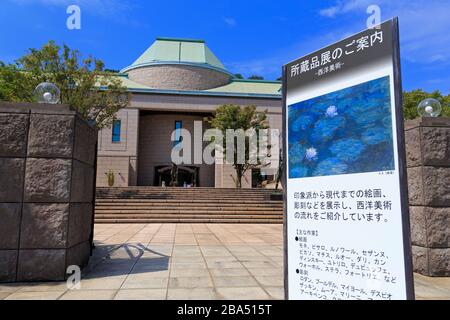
<box><xmin>417</xmin><ymin>98</ymin><xmax>442</xmax><ymax>117</ymax></box>
<box><xmin>34</xmin><ymin>82</ymin><xmax>60</xmax><ymax>104</ymax></box>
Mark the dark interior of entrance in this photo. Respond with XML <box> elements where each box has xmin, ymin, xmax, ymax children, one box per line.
<box><xmin>155</xmin><ymin>165</ymin><xmax>200</xmax><ymax>187</ymax></box>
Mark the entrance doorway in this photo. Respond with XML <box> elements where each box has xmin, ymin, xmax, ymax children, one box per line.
<box><xmin>154</xmin><ymin>165</ymin><xmax>199</xmax><ymax>187</ymax></box>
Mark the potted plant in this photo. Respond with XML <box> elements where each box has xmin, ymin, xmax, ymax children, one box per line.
<box><xmin>107</xmin><ymin>170</ymin><xmax>115</xmax><ymax>187</ymax></box>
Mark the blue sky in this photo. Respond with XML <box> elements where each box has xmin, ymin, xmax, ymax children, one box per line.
<box><xmin>0</xmin><ymin>0</ymin><xmax>449</xmax><ymax>93</ymax></box>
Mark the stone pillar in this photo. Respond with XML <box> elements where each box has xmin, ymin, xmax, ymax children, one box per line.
<box><xmin>405</xmin><ymin>117</ymin><xmax>450</xmax><ymax>276</ymax></box>
<box><xmin>0</xmin><ymin>102</ymin><xmax>97</xmax><ymax>282</ymax></box>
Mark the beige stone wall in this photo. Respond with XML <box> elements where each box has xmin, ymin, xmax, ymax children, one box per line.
<box><xmin>214</xmin><ymin>163</ymin><xmax>252</xmax><ymax>189</ymax></box>
<box><xmin>132</xmin><ymin>93</ymin><xmax>283</xmax><ymax>186</ymax></box>
<box><xmin>128</xmin><ymin>65</ymin><xmax>231</xmax><ymax>90</ymax></box>
<box><xmin>98</xmin><ymin>108</ymin><xmax>139</xmax><ymax>156</ymax></box>
<box><xmin>138</xmin><ymin>113</ymin><xmax>215</xmax><ymax>187</ymax></box>
<box><xmin>96</xmin><ymin>93</ymin><xmax>283</xmax><ymax>188</ymax></box>
<box><xmin>96</xmin><ymin>156</ymin><xmax>130</xmax><ymax>187</ymax></box>
<box><xmin>97</xmin><ymin>108</ymin><xmax>139</xmax><ymax>186</ymax></box>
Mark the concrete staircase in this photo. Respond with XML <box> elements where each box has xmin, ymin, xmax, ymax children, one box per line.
<box><xmin>95</xmin><ymin>187</ymin><xmax>284</xmax><ymax>224</ymax></box>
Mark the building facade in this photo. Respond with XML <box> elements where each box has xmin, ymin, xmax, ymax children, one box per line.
<box><xmin>96</xmin><ymin>37</ymin><xmax>282</xmax><ymax>188</ymax></box>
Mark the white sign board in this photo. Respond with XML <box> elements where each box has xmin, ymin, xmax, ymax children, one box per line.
<box><xmin>282</xmin><ymin>18</ymin><xmax>414</xmax><ymax>300</ymax></box>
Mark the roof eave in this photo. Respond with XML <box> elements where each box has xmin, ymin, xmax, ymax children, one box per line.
<box><xmin>99</xmin><ymin>86</ymin><xmax>282</xmax><ymax>99</ymax></box>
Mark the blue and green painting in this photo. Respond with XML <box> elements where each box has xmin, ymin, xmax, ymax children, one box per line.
<box><xmin>288</xmin><ymin>76</ymin><xmax>395</xmax><ymax>179</ymax></box>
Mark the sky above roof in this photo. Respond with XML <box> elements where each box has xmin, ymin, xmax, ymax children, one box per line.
<box><xmin>0</xmin><ymin>0</ymin><xmax>449</xmax><ymax>93</ymax></box>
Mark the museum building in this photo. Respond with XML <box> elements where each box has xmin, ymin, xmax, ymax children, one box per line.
<box><xmin>96</xmin><ymin>37</ymin><xmax>282</xmax><ymax>188</ymax></box>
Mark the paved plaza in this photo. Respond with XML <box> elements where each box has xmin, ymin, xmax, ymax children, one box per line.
<box><xmin>0</xmin><ymin>223</ymin><xmax>449</xmax><ymax>300</ymax></box>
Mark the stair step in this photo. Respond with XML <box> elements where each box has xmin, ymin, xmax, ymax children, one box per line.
<box><xmin>95</xmin><ymin>214</ymin><xmax>282</xmax><ymax>219</ymax></box>
<box><xmin>95</xmin><ymin>208</ymin><xmax>281</xmax><ymax>213</ymax></box>
<box><xmin>95</xmin><ymin>199</ymin><xmax>280</xmax><ymax>204</ymax></box>
<box><xmin>95</xmin><ymin>205</ymin><xmax>281</xmax><ymax>209</ymax></box>
<box><xmin>95</xmin><ymin>205</ymin><xmax>282</xmax><ymax>209</ymax></box>
<box><xmin>95</xmin><ymin>187</ymin><xmax>283</xmax><ymax>224</ymax></box>
<box><xmin>95</xmin><ymin>210</ymin><xmax>281</xmax><ymax>215</ymax></box>
<box><xmin>95</xmin><ymin>218</ymin><xmax>282</xmax><ymax>224</ymax></box>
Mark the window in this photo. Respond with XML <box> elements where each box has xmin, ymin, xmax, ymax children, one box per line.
<box><xmin>112</xmin><ymin>119</ymin><xmax>121</xmax><ymax>143</ymax></box>
<box><xmin>174</xmin><ymin>121</ymin><xmax>182</xmax><ymax>145</ymax></box>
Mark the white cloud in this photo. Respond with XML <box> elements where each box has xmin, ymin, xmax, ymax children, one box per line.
<box><xmin>319</xmin><ymin>0</ymin><xmax>373</xmax><ymax>18</ymax></box>
<box><xmin>227</xmin><ymin>0</ymin><xmax>450</xmax><ymax>83</ymax></box>
<box><xmin>319</xmin><ymin>7</ymin><xmax>340</xmax><ymax>18</ymax></box>
<box><xmin>7</xmin><ymin>0</ymin><xmax>133</xmax><ymax>18</ymax></box>
<box><xmin>225</xmin><ymin>31</ymin><xmax>345</xmax><ymax>79</ymax></box>
<box><xmin>319</xmin><ymin>1</ymin><xmax>450</xmax><ymax>65</ymax></box>
<box><xmin>223</xmin><ymin>17</ymin><xmax>237</xmax><ymax>27</ymax></box>
<box><xmin>7</xmin><ymin>0</ymin><xmax>148</xmax><ymax>28</ymax></box>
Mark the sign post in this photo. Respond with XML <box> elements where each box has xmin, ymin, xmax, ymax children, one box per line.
<box><xmin>283</xmin><ymin>18</ymin><xmax>414</xmax><ymax>300</ymax></box>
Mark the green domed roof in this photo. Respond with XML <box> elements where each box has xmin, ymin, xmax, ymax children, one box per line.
<box><xmin>121</xmin><ymin>37</ymin><xmax>230</xmax><ymax>75</ymax></box>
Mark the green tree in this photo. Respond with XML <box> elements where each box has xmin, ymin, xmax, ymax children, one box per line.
<box><xmin>0</xmin><ymin>41</ymin><xmax>130</xmax><ymax>129</ymax></box>
<box><xmin>234</xmin><ymin>73</ymin><xmax>244</xmax><ymax>79</ymax></box>
<box><xmin>0</xmin><ymin>63</ymin><xmax>35</xmax><ymax>102</ymax></box>
<box><xmin>403</xmin><ymin>89</ymin><xmax>450</xmax><ymax>120</ymax></box>
<box><xmin>207</xmin><ymin>104</ymin><xmax>269</xmax><ymax>188</ymax></box>
<box><xmin>248</xmin><ymin>75</ymin><xmax>264</xmax><ymax>80</ymax></box>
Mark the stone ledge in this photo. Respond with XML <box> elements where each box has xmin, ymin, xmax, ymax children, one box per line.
<box><xmin>405</xmin><ymin>117</ymin><xmax>450</xmax><ymax>130</ymax></box>
<box><xmin>0</xmin><ymin>102</ymin><xmax>74</xmax><ymax>115</ymax></box>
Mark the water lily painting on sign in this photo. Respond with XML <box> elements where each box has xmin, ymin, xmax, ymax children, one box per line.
<box><xmin>288</xmin><ymin>75</ymin><xmax>395</xmax><ymax>179</ymax></box>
